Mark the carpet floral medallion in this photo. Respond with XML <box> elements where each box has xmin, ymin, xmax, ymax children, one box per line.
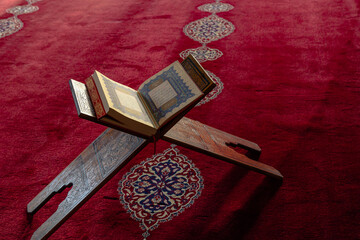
<box><xmin>118</xmin><ymin>145</ymin><xmax>204</xmax><ymax>239</ymax></box>
<box><xmin>0</xmin><ymin>0</ymin><xmax>42</xmax><ymax>39</ymax></box>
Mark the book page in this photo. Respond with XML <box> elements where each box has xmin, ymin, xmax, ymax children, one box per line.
<box><xmin>148</xmin><ymin>80</ymin><xmax>177</xmax><ymax>109</ymax></box>
<box><xmin>138</xmin><ymin>61</ymin><xmax>203</xmax><ymax>126</ymax></box>
<box><xmin>96</xmin><ymin>72</ymin><xmax>155</xmax><ymax>128</ymax></box>
<box><xmin>115</xmin><ymin>88</ymin><xmax>143</xmax><ymax>112</ymax></box>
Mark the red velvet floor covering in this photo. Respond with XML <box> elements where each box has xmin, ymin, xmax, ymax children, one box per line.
<box><xmin>0</xmin><ymin>0</ymin><xmax>359</xmax><ymax>239</ymax></box>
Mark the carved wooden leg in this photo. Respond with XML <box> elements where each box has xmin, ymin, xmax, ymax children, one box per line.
<box><xmin>163</xmin><ymin>118</ymin><xmax>283</xmax><ymax>180</ymax></box>
<box><xmin>27</xmin><ymin>129</ymin><xmax>148</xmax><ymax>240</ymax></box>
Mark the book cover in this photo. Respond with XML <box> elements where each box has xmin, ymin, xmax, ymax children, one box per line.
<box><xmin>181</xmin><ymin>54</ymin><xmax>215</xmax><ymax>95</ymax></box>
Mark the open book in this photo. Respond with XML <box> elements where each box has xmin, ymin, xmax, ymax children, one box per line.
<box><xmin>80</xmin><ymin>55</ymin><xmax>215</xmax><ymax>138</ymax></box>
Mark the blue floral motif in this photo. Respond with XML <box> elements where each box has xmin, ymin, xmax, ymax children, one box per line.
<box><xmin>180</xmin><ymin>46</ymin><xmax>223</xmax><ymax>63</ymax></box>
<box><xmin>197</xmin><ymin>2</ymin><xmax>234</xmax><ymax>13</ymax></box>
<box><xmin>183</xmin><ymin>15</ymin><xmax>235</xmax><ymax>44</ymax></box>
<box><xmin>132</xmin><ymin>160</ymin><xmax>190</xmax><ymax>213</ymax></box>
<box><xmin>119</xmin><ymin>146</ymin><xmax>203</xmax><ymax>239</ymax></box>
<box><xmin>0</xmin><ymin>0</ymin><xmax>41</xmax><ymax>39</ymax></box>
<box><xmin>0</xmin><ymin>17</ymin><xmax>23</xmax><ymax>39</ymax></box>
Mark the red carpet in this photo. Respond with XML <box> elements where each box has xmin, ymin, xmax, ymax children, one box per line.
<box><xmin>0</xmin><ymin>0</ymin><xmax>359</xmax><ymax>239</ymax></box>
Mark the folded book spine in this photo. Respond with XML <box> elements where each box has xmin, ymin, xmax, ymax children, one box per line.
<box><xmin>85</xmin><ymin>76</ymin><xmax>106</xmax><ymax>119</ymax></box>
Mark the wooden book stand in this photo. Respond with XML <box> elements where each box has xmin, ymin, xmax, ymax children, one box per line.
<box><xmin>27</xmin><ymin>81</ymin><xmax>283</xmax><ymax>240</ymax></box>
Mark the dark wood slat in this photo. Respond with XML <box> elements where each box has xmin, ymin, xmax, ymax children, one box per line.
<box><xmin>163</xmin><ymin>118</ymin><xmax>283</xmax><ymax>180</ymax></box>
<box><xmin>27</xmin><ymin>129</ymin><xmax>148</xmax><ymax>240</ymax></box>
